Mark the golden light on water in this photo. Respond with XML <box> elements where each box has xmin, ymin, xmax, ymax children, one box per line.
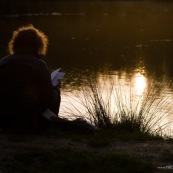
<box><xmin>60</xmin><ymin>71</ymin><xmax>173</xmax><ymax>135</ymax></box>
<box><xmin>134</xmin><ymin>73</ymin><xmax>147</xmax><ymax>96</ymax></box>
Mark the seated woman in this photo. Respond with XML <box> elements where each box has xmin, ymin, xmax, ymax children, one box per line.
<box><xmin>0</xmin><ymin>25</ymin><xmax>97</xmax><ymax>133</ymax></box>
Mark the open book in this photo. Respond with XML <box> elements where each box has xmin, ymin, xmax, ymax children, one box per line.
<box><xmin>51</xmin><ymin>68</ymin><xmax>65</xmax><ymax>86</ymax></box>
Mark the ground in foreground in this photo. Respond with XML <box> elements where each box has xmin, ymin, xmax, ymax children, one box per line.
<box><xmin>0</xmin><ymin>129</ymin><xmax>173</xmax><ymax>173</ymax></box>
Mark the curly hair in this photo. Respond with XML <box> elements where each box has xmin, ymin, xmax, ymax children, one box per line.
<box><xmin>8</xmin><ymin>24</ymin><xmax>48</xmax><ymax>56</ymax></box>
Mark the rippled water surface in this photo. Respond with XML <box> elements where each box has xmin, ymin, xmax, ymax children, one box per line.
<box><xmin>1</xmin><ymin>1</ymin><xmax>173</xmax><ymax>133</ymax></box>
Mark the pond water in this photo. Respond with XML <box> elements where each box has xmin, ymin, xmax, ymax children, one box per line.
<box><xmin>1</xmin><ymin>1</ymin><xmax>173</xmax><ymax>134</ymax></box>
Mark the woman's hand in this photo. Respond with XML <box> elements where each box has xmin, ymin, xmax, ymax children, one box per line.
<box><xmin>56</xmin><ymin>79</ymin><xmax>62</xmax><ymax>89</ymax></box>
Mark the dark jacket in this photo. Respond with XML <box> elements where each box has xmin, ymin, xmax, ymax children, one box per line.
<box><xmin>0</xmin><ymin>54</ymin><xmax>60</xmax><ymax>131</ymax></box>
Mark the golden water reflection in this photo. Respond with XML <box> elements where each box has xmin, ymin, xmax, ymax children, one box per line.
<box><xmin>61</xmin><ymin>71</ymin><xmax>148</xmax><ymax>118</ymax></box>
<box><xmin>134</xmin><ymin>73</ymin><xmax>147</xmax><ymax>96</ymax></box>
<box><xmin>60</xmin><ymin>71</ymin><xmax>173</xmax><ymax>135</ymax></box>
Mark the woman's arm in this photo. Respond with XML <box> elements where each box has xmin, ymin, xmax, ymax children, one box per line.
<box><xmin>36</xmin><ymin>60</ymin><xmax>61</xmax><ymax>115</ymax></box>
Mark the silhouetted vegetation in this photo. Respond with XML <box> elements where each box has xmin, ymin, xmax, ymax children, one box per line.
<box><xmin>62</xmin><ymin>77</ymin><xmax>173</xmax><ymax>139</ymax></box>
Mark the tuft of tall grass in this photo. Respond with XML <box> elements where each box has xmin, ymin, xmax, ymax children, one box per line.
<box><xmin>60</xmin><ymin>76</ymin><xmax>173</xmax><ymax>137</ymax></box>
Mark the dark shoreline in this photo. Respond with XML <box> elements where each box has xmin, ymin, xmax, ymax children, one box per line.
<box><xmin>0</xmin><ymin>0</ymin><xmax>172</xmax><ymax>16</ymax></box>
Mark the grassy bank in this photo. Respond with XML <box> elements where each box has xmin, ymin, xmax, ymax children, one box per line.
<box><xmin>1</xmin><ymin>77</ymin><xmax>173</xmax><ymax>172</ymax></box>
<box><xmin>1</xmin><ymin>147</ymin><xmax>154</xmax><ymax>173</ymax></box>
<box><xmin>1</xmin><ymin>129</ymin><xmax>173</xmax><ymax>173</ymax></box>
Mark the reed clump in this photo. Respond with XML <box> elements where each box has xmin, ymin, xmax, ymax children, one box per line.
<box><xmin>61</xmin><ymin>77</ymin><xmax>173</xmax><ymax>138</ymax></box>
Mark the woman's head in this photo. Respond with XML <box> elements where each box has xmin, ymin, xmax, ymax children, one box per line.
<box><xmin>8</xmin><ymin>24</ymin><xmax>48</xmax><ymax>56</ymax></box>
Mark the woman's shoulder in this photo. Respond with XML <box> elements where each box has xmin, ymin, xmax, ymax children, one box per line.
<box><xmin>0</xmin><ymin>55</ymin><xmax>13</xmax><ymax>63</ymax></box>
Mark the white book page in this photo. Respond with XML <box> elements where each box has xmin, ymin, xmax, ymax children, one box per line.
<box><xmin>51</xmin><ymin>68</ymin><xmax>65</xmax><ymax>86</ymax></box>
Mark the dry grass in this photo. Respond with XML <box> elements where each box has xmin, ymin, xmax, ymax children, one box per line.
<box><xmin>60</xmin><ymin>76</ymin><xmax>173</xmax><ymax>138</ymax></box>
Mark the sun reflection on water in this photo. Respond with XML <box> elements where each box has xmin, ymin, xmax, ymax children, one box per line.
<box><xmin>60</xmin><ymin>70</ymin><xmax>173</xmax><ymax>135</ymax></box>
<box><xmin>61</xmin><ymin>71</ymin><xmax>148</xmax><ymax>119</ymax></box>
<box><xmin>134</xmin><ymin>73</ymin><xmax>147</xmax><ymax>96</ymax></box>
